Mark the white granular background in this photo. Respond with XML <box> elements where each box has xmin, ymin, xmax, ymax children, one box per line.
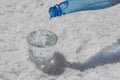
<box><xmin>0</xmin><ymin>0</ymin><xmax>120</xmax><ymax>80</ymax></box>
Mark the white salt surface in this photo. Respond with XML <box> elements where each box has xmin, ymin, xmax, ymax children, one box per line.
<box><xmin>0</xmin><ymin>0</ymin><xmax>120</xmax><ymax>80</ymax></box>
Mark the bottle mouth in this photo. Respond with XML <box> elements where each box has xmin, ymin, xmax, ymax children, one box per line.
<box><xmin>48</xmin><ymin>4</ymin><xmax>62</xmax><ymax>18</ymax></box>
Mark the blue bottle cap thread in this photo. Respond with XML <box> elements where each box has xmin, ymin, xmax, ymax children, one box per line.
<box><xmin>49</xmin><ymin>4</ymin><xmax>62</xmax><ymax>18</ymax></box>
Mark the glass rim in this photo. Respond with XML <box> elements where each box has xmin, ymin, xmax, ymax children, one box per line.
<box><xmin>27</xmin><ymin>30</ymin><xmax>58</xmax><ymax>48</ymax></box>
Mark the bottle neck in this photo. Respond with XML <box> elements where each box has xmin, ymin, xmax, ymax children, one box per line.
<box><xmin>49</xmin><ymin>4</ymin><xmax>62</xmax><ymax>18</ymax></box>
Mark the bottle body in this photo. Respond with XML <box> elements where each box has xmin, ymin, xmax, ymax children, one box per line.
<box><xmin>49</xmin><ymin>0</ymin><xmax>120</xmax><ymax>18</ymax></box>
<box><xmin>60</xmin><ymin>0</ymin><xmax>112</xmax><ymax>14</ymax></box>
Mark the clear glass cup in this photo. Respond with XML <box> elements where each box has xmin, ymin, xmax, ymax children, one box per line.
<box><xmin>27</xmin><ymin>30</ymin><xmax>59</xmax><ymax>73</ymax></box>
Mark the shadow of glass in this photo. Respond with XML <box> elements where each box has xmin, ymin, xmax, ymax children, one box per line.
<box><xmin>66</xmin><ymin>39</ymin><xmax>120</xmax><ymax>71</ymax></box>
<box><xmin>28</xmin><ymin>39</ymin><xmax>120</xmax><ymax>73</ymax></box>
<box><xmin>28</xmin><ymin>50</ymin><xmax>67</xmax><ymax>75</ymax></box>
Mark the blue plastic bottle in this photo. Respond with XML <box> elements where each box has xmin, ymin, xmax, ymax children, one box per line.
<box><xmin>49</xmin><ymin>0</ymin><xmax>120</xmax><ymax>18</ymax></box>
